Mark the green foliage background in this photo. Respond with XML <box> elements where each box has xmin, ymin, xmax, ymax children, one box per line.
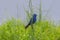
<box><xmin>0</xmin><ymin>19</ymin><xmax>60</xmax><ymax>40</ymax></box>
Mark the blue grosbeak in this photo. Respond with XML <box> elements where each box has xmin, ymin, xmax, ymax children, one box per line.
<box><xmin>25</xmin><ymin>14</ymin><xmax>37</xmax><ymax>29</ymax></box>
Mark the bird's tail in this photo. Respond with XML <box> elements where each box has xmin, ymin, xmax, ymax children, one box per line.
<box><xmin>25</xmin><ymin>24</ymin><xmax>29</xmax><ymax>29</ymax></box>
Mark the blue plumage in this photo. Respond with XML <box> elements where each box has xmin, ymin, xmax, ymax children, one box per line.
<box><xmin>25</xmin><ymin>14</ymin><xmax>37</xmax><ymax>29</ymax></box>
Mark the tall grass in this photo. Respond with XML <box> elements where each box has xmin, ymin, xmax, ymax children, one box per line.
<box><xmin>0</xmin><ymin>19</ymin><xmax>60</xmax><ymax>40</ymax></box>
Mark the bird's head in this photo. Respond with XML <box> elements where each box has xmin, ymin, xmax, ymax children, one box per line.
<box><xmin>33</xmin><ymin>14</ymin><xmax>37</xmax><ymax>17</ymax></box>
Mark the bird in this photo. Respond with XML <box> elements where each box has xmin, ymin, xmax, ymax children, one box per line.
<box><xmin>25</xmin><ymin>14</ymin><xmax>37</xmax><ymax>29</ymax></box>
